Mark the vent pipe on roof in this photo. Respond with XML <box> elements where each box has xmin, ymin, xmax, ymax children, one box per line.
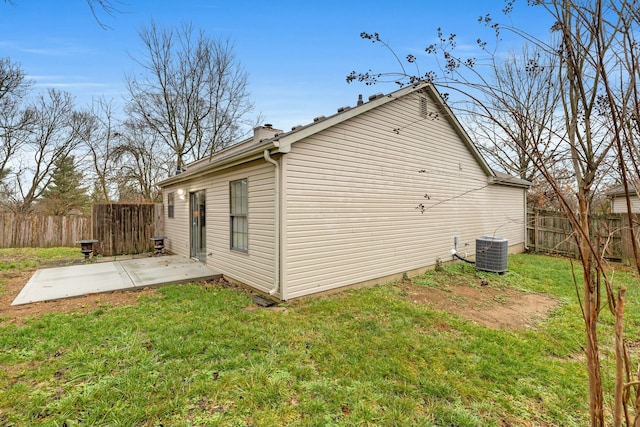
<box><xmin>357</xmin><ymin>94</ymin><xmax>363</xmax><ymax>106</ymax></box>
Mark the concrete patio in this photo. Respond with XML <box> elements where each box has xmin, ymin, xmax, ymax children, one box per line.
<box><xmin>12</xmin><ymin>255</ymin><xmax>221</xmax><ymax>306</ymax></box>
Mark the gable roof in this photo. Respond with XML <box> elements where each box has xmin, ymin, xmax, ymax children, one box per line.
<box><xmin>606</xmin><ymin>183</ymin><xmax>640</xmax><ymax>197</ymax></box>
<box><xmin>491</xmin><ymin>171</ymin><xmax>532</xmax><ymax>188</ymax></box>
<box><xmin>159</xmin><ymin>82</ymin><xmax>527</xmax><ymax>188</ymax></box>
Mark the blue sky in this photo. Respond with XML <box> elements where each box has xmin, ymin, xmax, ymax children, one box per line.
<box><xmin>0</xmin><ymin>0</ymin><xmax>554</xmax><ymax>132</ymax></box>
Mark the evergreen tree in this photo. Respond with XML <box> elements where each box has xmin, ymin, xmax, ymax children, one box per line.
<box><xmin>39</xmin><ymin>155</ymin><xmax>90</xmax><ymax>215</ymax></box>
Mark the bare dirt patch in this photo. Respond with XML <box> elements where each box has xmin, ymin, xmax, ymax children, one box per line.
<box><xmin>0</xmin><ymin>266</ymin><xmax>160</xmax><ymax>325</ymax></box>
<box><xmin>404</xmin><ymin>281</ymin><xmax>558</xmax><ymax>329</ymax></box>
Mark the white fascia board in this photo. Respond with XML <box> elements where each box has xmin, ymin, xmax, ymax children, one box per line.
<box><xmin>158</xmin><ymin>143</ymin><xmax>272</xmax><ymax>187</ymax></box>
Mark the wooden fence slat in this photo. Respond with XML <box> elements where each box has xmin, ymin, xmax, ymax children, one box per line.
<box><xmin>527</xmin><ymin>209</ymin><xmax>639</xmax><ymax>264</ymax></box>
<box><xmin>0</xmin><ymin>213</ymin><xmax>91</xmax><ymax>248</ymax></box>
<box><xmin>92</xmin><ymin>203</ymin><xmax>163</xmax><ymax>257</ymax></box>
<box><xmin>0</xmin><ymin>203</ymin><xmax>163</xmax><ymax>256</ymax></box>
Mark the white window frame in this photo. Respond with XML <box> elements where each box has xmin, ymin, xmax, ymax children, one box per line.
<box><xmin>167</xmin><ymin>192</ymin><xmax>175</xmax><ymax>219</ymax></box>
<box><xmin>229</xmin><ymin>179</ymin><xmax>248</xmax><ymax>252</ymax></box>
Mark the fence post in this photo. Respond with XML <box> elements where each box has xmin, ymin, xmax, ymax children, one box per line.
<box><xmin>621</xmin><ymin>213</ymin><xmax>632</xmax><ymax>266</ymax></box>
<box><xmin>534</xmin><ymin>209</ymin><xmax>539</xmax><ymax>253</ymax></box>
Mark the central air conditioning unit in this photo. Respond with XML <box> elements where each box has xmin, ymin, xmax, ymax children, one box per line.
<box><xmin>475</xmin><ymin>236</ymin><xmax>508</xmax><ymax>274</ymax></box>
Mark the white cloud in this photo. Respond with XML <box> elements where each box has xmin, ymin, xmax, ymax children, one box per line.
<box><xmin>33</xmin><ymin>81</ymin><xmax>109</xmax><ymax>89</ymax></box>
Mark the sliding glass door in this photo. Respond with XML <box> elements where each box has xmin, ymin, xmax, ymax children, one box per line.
<box><xmin>189</xmin><ymin>190</ymin><xmax>206</xmax><ymax>262</ymax></box>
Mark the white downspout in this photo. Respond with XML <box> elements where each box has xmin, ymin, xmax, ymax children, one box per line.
<box><xmin>524</xmin><ymin>188</ymin><xmax>529</xmax><ymax>251</ymax></box>
<box><xmin>264</xmin><ymin>149</ymin><xmax>280</xmax><ymax>295</ymax></box>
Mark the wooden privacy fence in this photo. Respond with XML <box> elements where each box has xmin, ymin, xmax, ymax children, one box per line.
<box><xmin>92</xmin><ymin>203</ymin><xmax>164</xmax><ymax>257</ymax></box>
<box><xmin>0</xmin><ymin>203</ymin><xmax>164</xmax><ymax>256</ymax></box>
<box><xmin>527</xmin><ymin>209</ymin><xmax>639</xmax><ymax>264</ymax></box>
<box><xmin>0</xmin><ymin>213</ymin><xmax>91</xmax><ymax>248</ymax></box>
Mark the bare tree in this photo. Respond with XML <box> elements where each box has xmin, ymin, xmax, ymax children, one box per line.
<box><xmin>85</xmin><ymin>0</ymin><xmax>121</xmax><ymax>29</ymax></box>
<box><xmin>462</xmin><ymin>45</ymin><xmax>579</xmax><ymax>210</ymax></box>
<box><xmin>126</xmin><ymin>21</ymin><xmax>257</xmax><ymax>173</ymax></box>
<box><xmin>0</xmin><ymin>58</ymin><xmax>33</xmax><ymax>187</ymax></box>
<box><xmin>350</xmin><ymin>1</ymin><xmax>640</xmax><ymax>425</ymax></box>
<box><xmin>83</xmin><ymin>97</ymin><xmax>121</xmax><ymax>203</ymax></box>
<box><xmin>8</xmin><ymin>89</ymin><xmax>88</xmax><ymax>213</ymax></box>
<box><xmin>113</xmin><ymin>119</ymin><xmax>173</xmax><ymax>201</ymax></box>
<box><xmin>467</xmin><ymin>46</ymin><xmax>565</xmax><ymax>182</ymax></box>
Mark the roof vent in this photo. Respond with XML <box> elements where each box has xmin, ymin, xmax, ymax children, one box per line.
<box><xmin>291</xmin><ymin>125</ymin><xmax>304</xmax><ymax>131</ymax></box>
<box><xmin>337</xmin><ymin>106</ymin><xmax>351</xmax><ymax>113</ymax></box>
<box><xmin>368</xmin><ymin>93</ymin><xmax>384</xmax><ymax>101</ymax></box>
<box><xmin>313</xmin><ymin>115</ymin><xmax>326</xmax><ymax>122</ymax></box>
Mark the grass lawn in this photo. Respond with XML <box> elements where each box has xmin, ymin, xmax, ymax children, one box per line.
<box><xmin>0</xmin><ymin>250</ymin><xmax>638</xmax><ymax>426</ymax></box>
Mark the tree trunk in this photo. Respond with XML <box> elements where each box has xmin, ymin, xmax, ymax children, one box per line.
<box><xmin>614</xmin><ymin>286</ymin><xmax>627</xmax><ymax>427</ymax></box>
<box><xmin>634</xmin><ymin>360</ymin><xmax>640</xmax><ymax>427</ymax></box>
<box><xmin>579</xmin><ymin>195</ymin><xmax>605</xmax><ymax>427</ymax></box>
<box><xmin>585</xmin><ymin>280</ymin><xmax>604</xmax><ymax>427</ymax></box>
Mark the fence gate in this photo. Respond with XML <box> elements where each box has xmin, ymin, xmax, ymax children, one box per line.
<box><xmin>92</xmin><ymin>203</ymin><xmax>164</xmax><ymax>257</ymax></box>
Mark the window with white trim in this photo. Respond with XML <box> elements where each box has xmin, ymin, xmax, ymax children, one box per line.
<box><xmin>167</xmin><ymin>192</ymin><xmax>175</xmax><ymax>218</ymax></box>
<box><xmin>230</xmin><ymin>179</ymin><xmax>248</xmax><ymax>252</ymax></box>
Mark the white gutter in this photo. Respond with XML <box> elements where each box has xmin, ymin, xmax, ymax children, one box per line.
<box><xmin>263</xmin><ymin>149</ymin><xmax>281</xmax><ymax>296</ymax></box>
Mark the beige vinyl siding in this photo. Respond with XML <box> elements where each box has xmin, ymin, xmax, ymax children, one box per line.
<box><xmin>481</xmin><ymin>184</ymin><xmax>526</xmax><ymax>247</ymax></box>
<box><xmin>205</xmin><ymin>160</ymin><xmax>276</xmax><ymax>294</ymax></box>
<box><xmin>162</xmin><ymin>160</ymin><xmax>276</xmax><ymax>293</ymax></box>
<box><xmin>163</xmin><ymin>183</ymin><xmax>191</xmax><ymax>257</ymax></box>
<box><xmin>612</xmin><ymin>195</ymin><xmax>640</xmax><ymax>213</ymax></box>
<box><xmin>283</xmin><ymin>90</ymin><xmax>525</xmax><ymax>299</ymax></box>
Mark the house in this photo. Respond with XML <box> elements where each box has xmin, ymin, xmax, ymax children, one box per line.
<box><xmin>606</xmin><ymin>184</ymin><xmax>640</xmax><ymax>213</ymax></box>
<box><xmin>158</xmin><ymin>82</ymin><xmax>530</xmax><ymax>300</ymax></box>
